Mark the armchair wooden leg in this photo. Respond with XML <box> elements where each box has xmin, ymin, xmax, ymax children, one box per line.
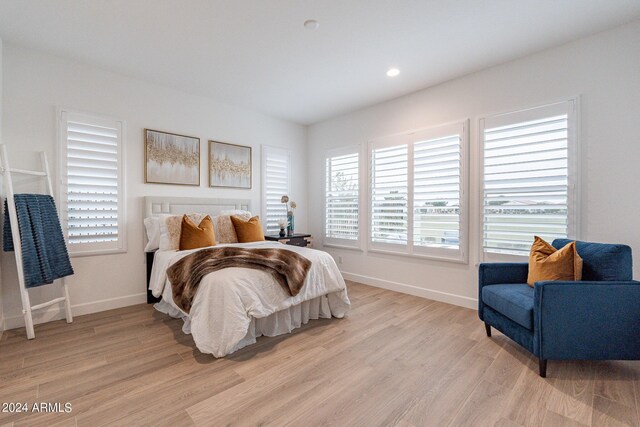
<box><xmin>484</xmin><ymin>323</ymin><xmax>491</xmax><ymax>337</ymax></box>
<box><xmin>539</xmin><ymin>359</ymin><xmax>547</xmax><ymax>378</ymax></box>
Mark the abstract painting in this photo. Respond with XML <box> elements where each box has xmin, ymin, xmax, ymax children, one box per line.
<box><xmin>209</xmin><ymin>141</ymin><xmax>252</xmax><ymax>189</ymax></box>
<box><xmin>145</xmin><ymin>129</ymin><xmax>200</xmax><ymax>186</ymax></box>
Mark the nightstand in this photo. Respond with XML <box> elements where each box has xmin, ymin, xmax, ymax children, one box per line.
<box><xmin>264</xmin><ymin>233</ymin><xmax>313</xmax><ymax>247</ymax></box>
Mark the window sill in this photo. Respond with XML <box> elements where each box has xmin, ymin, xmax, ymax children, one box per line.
<box><xmin>70</xmin><ymin>248</ymin><xmax>127</xmax><ymax>258</ymax></box>
<box><xmin>481</xmin><ymin>250</ymin><xmax>528</xmax><ymax>264</ymax></box>
<box><xmin>323</xmin><ymin>243</ymin><xmax>364</xmax><ymax>252</ymax></box>
<box><xmin>367</xmin><ymin>248</ymin><xmax>468</xmax><ymax>265</ymax></box>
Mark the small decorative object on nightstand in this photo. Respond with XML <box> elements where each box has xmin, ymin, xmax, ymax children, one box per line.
<box><xmin>288</xmin><ymin>201</ymin><xmax>297</xmax><ymax>235</ymax></box>
<box><xmin>277</xmin><ymin>218</ymin><xmax>287</xmax><ymax>237</ymax></box>
<box><xmin>280</xmin><ymin>195</ymin><xmax>297</xmax><ymax>236</ymax></box>
<box><xmin>265</xmin><ymin>233</ymin><xmax>312</xmax><ymax>247</ymax></box>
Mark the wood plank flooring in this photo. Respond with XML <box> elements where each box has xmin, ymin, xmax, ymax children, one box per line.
<box><xmin>1</xmin><ymin>281</ymin><xmax>639</xmax><ymax>426</ymax></box>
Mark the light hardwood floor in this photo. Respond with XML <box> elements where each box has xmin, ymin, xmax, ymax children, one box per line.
<box><xmin>1</xmin><ymin>281</ymin><xmax>639</xmax><ymax>426</ymax></box>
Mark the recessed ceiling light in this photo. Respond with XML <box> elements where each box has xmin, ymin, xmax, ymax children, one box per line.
<box><xmin>386</xmin><ymin>68</ymin><xmax>400</xmax><ymax>77</ymax></box>
<box><xmin>304</xmin><ymin>19</ymin><xmax>319</xmax><ymax>30</ymax></box>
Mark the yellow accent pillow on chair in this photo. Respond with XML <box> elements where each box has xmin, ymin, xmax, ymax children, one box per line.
<box><xmin>527</xmin><ymin>236</ymin><xmax>583</xmax><ymax>287</ymax></box>
<box><xmin>179</xmin><ymin>215</ymin><xmax>216</xmax><ymax>250</ymax></box>
<box><xmin>230</xmin><ymin>215</ymin><xmax>265</xmax><ymax>243</ymax></box>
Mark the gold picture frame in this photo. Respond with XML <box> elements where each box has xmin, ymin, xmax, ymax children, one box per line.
<box><xmin>145</xmin><ymin>129</ymin><xmax>200</xmax><ymax>186</ymax></box>
<box><xmin>208</xmin><ymin>140</ymin><xmax>252</xmax><ymax>189</ymax></box>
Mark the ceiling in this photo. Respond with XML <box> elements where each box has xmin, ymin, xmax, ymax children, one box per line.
<box><xmin>1</xmin><ymin>1</ymin><xmax>639</xmax><ymax>125</ymax></box>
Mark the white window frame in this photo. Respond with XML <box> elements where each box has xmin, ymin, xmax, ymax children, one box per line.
<box><xmin>261</xmin><ymin>145</ymin><xmax>291</xmax><ymax>234</ymax></box>
<box><xmin>323</xmin><ymin>146</ymin><xmax>362</xmax><ymax>249</ymax></box>
<box><xmin>58</xmin><ymin>108</ymin><xmax>127</xmax><ymax>257</ymax></box>
<box><xmin>479</xmin><ymin>98</ymin><xmax>580</xmax><ymax>261</ymax></box>
<box><xmin>367</xmin><ymin>120</ymin><xmax>469</xmax><ymax>263</ymax></box>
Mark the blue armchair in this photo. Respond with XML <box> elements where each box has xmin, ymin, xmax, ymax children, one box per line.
<box><xmin>479</xmin><ymin>239</ymin><xmax>640</xmax><ymax>377</ymax></box>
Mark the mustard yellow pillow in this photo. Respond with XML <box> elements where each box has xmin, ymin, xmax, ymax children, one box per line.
<box><xmin>527</xmin><ymin>236</ymin><xmax>583</xmax><ymax>287</ymax></box>
<box><xmin>230</xmin><ymin>215</ymin><xmax>265</xmax><ymax>243</ymax></box>
<box><xmin>179</xmin><ymin>215</ymin><xmax>216</xmax><ymax>250</ymax></box>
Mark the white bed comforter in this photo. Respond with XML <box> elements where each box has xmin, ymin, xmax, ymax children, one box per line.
<box><xmin>149</xmin><ymin>241</ymin><xmax>350</xmax><ymax>357</ymax></box>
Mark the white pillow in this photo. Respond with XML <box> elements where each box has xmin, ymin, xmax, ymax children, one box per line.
<box><xmin>143</xmin><ymin>215</ymin><xmax>168</xmax><ymax>252</ymax></box>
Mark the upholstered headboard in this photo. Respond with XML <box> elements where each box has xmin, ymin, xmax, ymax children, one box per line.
<box><xmin>143</xmin><ymin>196</ymin><xmax>251</xmax><ymax>219</ymax></box>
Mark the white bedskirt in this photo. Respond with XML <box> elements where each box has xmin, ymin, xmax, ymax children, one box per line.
<box><xmin>155</xmin><ymin>293</ymin><xmax>338</xmax><ymax>355</ymax></box>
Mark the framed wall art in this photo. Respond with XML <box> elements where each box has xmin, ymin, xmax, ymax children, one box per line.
<box><xmin>208</xmin><ymin>140</ymin><xmax>252</xmax><ymax>189</ymax></box>
<box><xmin>145</xmin><ymin>129</ymin><xmax>200</xmax><ymax>186</ymax></box>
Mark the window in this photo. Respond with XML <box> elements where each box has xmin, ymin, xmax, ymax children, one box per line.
<box><xmin>325</xmin><ymin>148</ymin><xmax>360</xmax><ymax>246</ymax></box>
<box><xmin>368</xmin><ymin>121</ymin><xmax>468</xmax><ymax>262</ymax></box>
<box><xmin>413</xmin><ymin>133</ymin><xmax>464</xmax><ymax>251</ymax></box>
<box><xmin>58</xmin><ymin>110</ymin><xmax>126</xmax><ymax>256</ymax></box>
<box><xmin>261</xmin><ymin>145</ymin><xmax>291</xmax><ymax>234</ymax></box>
<box><xmin>371</xmin><ymin>143</ymin><xmax>408</xmax><ymax>245</ymax></box>
<box><xmin>480</xmin><ymin>99</ymin><xmax>578</xmax><ymax>257</ymax></box>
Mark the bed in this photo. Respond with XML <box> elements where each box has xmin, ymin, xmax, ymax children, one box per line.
<box><xmin>144</xmin><ymin>196</ymin><xmax>351</xmax><ymax>357</ymax></box>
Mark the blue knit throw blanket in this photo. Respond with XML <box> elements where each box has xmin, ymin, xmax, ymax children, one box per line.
<box><xmin>3</xmin><ymin>194</ymin><xmax>74</xmax><ymax>287</ymax></box>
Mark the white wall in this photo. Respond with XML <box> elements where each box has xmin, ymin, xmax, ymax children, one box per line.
<box><xmin>308</xmin><ymin>20</ymin><xmax>640</xmax><ymax>308</ymax></box>
<box><xmin>1</xmin><ymin>44</ymin><xmax>307</xmax><ymax>328</ymax></box>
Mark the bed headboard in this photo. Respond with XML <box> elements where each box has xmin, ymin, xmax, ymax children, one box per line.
<box><xmin>144</xmin><ymin>196</ymin><xmax>252</xmax><ymax>218</ymax></box>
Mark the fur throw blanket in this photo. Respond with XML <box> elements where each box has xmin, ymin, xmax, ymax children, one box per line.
<box><xmin>166</xmin><ymin>246</ymin><xmax>312</xmax><ymax>313</ymax></box>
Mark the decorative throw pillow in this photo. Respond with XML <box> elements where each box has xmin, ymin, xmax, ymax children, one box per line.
<box><xmin>220</xmin><ymin>209</ymin><xmax>252</xmax><ymax>219</ymax></box>
<box><xmin>230</xmin><ymin>215</ymin><xmax>265</xmax><ymax>243</ymax></box>
<box><xmin>159</xmin><ymin>213</ymin><xmax>208</xmax><ymax>251</ymax></box>
<box><xmin>179</xmin><ymin>215</ymin><xmax>216</xmax><ymax>250</ymax></box>
<box><xmin>214</xmin><ymin>211</ymin><xmax>251</xmax><ymax>244</ymax></box>
<box><xmin>527</xmin><ymin>236</ymin><xmax>583</xmax><ymax>287</ymax></box>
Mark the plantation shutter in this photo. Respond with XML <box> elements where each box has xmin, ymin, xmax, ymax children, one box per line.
<box><xmin>325</xmin><ymin>149</ymin><xmax>359</xmax><ymax>244</ymax></box>
<box><xmin>261</xmin><ymin>146</ymin><xmax>290</xmax><ymax>234</ymax></box>
<box><xmin>60</xmin><ymin>110</ymin><xmax>125</xmax><ymax>255</ymax></box>
<box><xmin>368</xmin><ymin>121</ymin><xmax>467</xmax><ymax>261</ymax></box>
<box><xmin>481</xmin><ymin>100</ymin><xmax>576</xmax><ymax>256</ymax></box>
<box><xmin>370</xmin><ymin>144</ymin><xmax>408</xmax><ymax>246</ymax></box>
<box><xmin>413</xmin><ymin>133</ymin><xmax>462</xmax><ymax>251</ymax></box>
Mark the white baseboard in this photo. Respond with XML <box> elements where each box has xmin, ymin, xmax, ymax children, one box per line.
<box><xmin>0</xmin><ymin>315</ymin><xmax>5</xmax><ymax>333</ymax></box>
<box><xmin>341</xmin><ymin>271</ymin><xmax>478</xmax><ymax>310</ymax></box>
<box><xmin>3</xmin><ymin>292</ymin><xmax>147</xmax><ymax>331</ymax></box>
